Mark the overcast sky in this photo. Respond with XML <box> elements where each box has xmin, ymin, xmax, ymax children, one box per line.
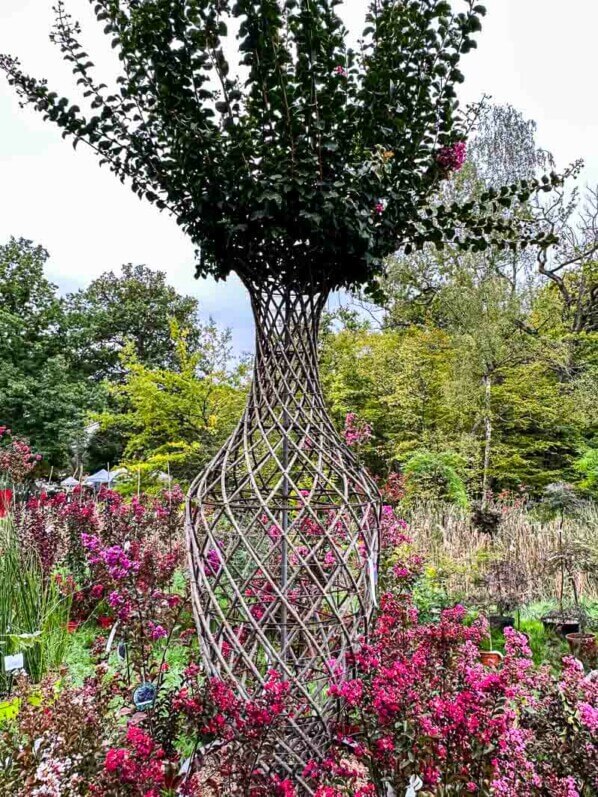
<box><xmin>1</xmin><ymin>1</ymin><xmax>596</xmax><ymax>353</ymax></box>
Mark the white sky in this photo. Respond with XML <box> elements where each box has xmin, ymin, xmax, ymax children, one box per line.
<box><xmin>1</xmin><ymin>1</ymin><xmax>597</xmax><ymax>353</ymax></box>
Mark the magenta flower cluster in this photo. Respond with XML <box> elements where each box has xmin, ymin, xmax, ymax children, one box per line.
<box><xmin>0</xmin><ymin>426</ymin><xmax>41</xmax><ymax>482</ymax></box>
<box><xmin>319</xmin><ymin>595</ymin><xmax>598</xmax><ymax>796</ymax></box>
<box><xmin>436</xmin><ymin>140</ymin><xmax>467</xmax><ymax>173</ymax></box>
<box><xmin>343</xmin><ymin>412</ymin><xmax>372</xmax><ymax>448</ymax></box>
<box><xmin>82</xmin><ymin>535</ymin><xmax>140</xmax><ymax>580</ymax></box>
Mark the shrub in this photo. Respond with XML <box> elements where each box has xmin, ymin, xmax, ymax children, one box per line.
<box><xmin>403</xmin><ymin>450</ymin><xmax>469</xmax><ymax>507</ymax></box>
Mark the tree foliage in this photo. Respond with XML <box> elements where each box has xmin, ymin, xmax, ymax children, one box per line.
<box><xmin>0</xmin><ymin>239</ymin><xmax>238</xmax><ymax>472</ymax></box>
<box><xmin>321</xmin><ymin>250</ymin><xmax>596</xmax><ymax>496</ymax></box>
<box><xmin>0</xmin><ymin>238</ymin><xmax>102</xmax><ymax>466</ymax></box>
<box><xmin>402</xmin><ymin>449</ymin><xmax>468</xmax><ymax>506</ymax></box>
<box><xmin>0</xmin><ymin>1</ymin><xmax>568</xmax><ymax>291</ymax></box>
<box><xmin>66</xmin><ymin>263</ymin><xmax>205</xmax><ymax>380</ymax></box>
<box><xmin>95</xmin><ymin>321</ymin><xmax>247</xmax><ymax>482</ymax></box>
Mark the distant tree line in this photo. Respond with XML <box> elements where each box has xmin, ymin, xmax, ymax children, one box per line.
<box><xmin>1</xmin><ymin>105</ymin><xmax>596</xmax><ymax>499</ymax></box>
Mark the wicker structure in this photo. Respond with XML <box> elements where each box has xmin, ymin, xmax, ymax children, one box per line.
<box><xmin>186</xmin><ymin>278</ymin><xmax>381</xmax><ymax>786</ymax></box>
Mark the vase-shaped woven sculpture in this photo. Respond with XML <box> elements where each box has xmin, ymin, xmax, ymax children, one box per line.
<box><xmin>186</xmin><ymin>278</ymin><xmax>381</xmax><ymax>787</ymax></box>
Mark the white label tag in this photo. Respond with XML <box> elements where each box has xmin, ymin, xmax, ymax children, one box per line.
<box><xmin>105</xmin><ymin>621</ymin><xmax>119</xmax><ymax>655</ymax></box>
<box><xmin>4</xmin><ymin>653</ymin><xmax>24</xmax><ymax>672</ymax></box>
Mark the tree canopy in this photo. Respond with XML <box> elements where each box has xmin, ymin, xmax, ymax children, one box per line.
<box><xmin>0</xmin><ymin>1</ymin><xmax>568</xmax><ymax>292</ymax></box>
<box><xmin>94</xmin><ymin>321</ymin><xmax>247</xmax><ymax>482</ymax></box>
<box><xmin>0</xmin><ymin>238</ymin><xmax>102</xmax><ymax>466</ymax></box>
<box><xmin>66</xmin><ymin>263</ymin><xmax>204</xmax><ymax>380</ymax></box>
<box><xmin>0</xmin><ymin>239</ymin><xmax>236</xmax><ymax>471</ymax></box>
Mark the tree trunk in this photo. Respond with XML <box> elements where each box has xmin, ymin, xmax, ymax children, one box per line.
<box><xmin>481</xmin><ymin>372</ymin><xmax>492</xmax><ymax>510</ymax></box>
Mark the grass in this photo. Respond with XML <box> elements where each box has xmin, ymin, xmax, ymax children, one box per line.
<box><xmin>1</xmin><ymin>517</ymin><xmax>71</xmax><ymax>692</ymax></box>
<box><xmin>405</xmin><ymin>501</ymin><xmax>598</xmax><ymax>608</ymax></box>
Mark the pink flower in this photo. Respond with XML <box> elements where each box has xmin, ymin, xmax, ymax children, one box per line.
<box><xmin>333</xmin><ymin>65</ymin><xmax>347</xmax><ymax>77</ymax></box>
<box><xmin>126</xmin><ymin>725</ymin><xmax>155</xmax><ymax>757</ymax></box>
<box><xmin>104</xmin><ymin>747</ymin><xmax>127</xmax><ymax>773</ymax></box>
<box><xmin>436</xmin><ymin>140</ymin><xmax>467</xmax><ymax>173</ymax></box>
<box><xmin>329</xmin><ymin>678</ymin><xmax>363</xmax><ymax>707</ymax></box>
<box><xmin>578</xmin><ymin>701</ymin><xmax>598</xmax><ymax>732</ymax></box>
<box><xmin>204</xmin><ymin>547</ymin><xmax>222</xmax><ymax>576</ymax></box>
<box><xmin>148</xmin><ymin>622</ymin><xmax>168</xmax><ymax>641</ymax></box>
<box><xmin>343</xmin><ymin>412</ymin><xmax>372</xmax><ymax>447</ymax></box>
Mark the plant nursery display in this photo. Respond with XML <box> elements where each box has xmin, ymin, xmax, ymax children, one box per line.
<box><xmin>0</xmin><ymin>485</ymin><xmax>595</xmax><ymax>797</ymax></box>
<box><xmin>1</xmin><ymin>0</ymin><xmax>594</xmax><ymax>793</ymax></box>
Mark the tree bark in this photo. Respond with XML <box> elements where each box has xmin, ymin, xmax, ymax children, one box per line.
<box><xmin>481</xmin><ymin>372</ymin><xmax>492</xmax><ymax>510</ymax></box>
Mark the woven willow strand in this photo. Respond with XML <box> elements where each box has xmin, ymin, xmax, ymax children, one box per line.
<box><xmin>186</xmin><ymin>278</ymin><xmax>381</xmax><ymax>789</ymax></box>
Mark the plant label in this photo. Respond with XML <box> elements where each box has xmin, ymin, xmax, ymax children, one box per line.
<box><xmin>3</xmin><ymin>652</ymin><xmax>24</xmax><ymax>672</ymax></box>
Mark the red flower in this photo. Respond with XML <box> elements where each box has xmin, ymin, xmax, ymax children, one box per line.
<box><xmin>0</xmin><ymin>488</ymin><xmax>12</xmax><ymax>518</ymax></box>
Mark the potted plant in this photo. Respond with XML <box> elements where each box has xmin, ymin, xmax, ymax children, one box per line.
<box><xmin>539</xmin><ymin>483</ymin><xmax>591</xmax><ymax>636</ymax></box>
<box><xmin>565</xmin><ymin>629</ymin><xmax>597</xmax><ymax>665</ymax></box>
<box><xmin>479</xmin><ymin>628</ymin><xmax>503</xmax><ymax>669</ymax></box>
<box><xmin>482</xmin><ymin>559</ymin><xmax>528</xmax><ymax>631</ymax></box>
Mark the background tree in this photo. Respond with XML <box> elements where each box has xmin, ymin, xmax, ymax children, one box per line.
<box><xmin>0</xmin><ymin>237</ymin><xmax>101</xmax><ymax>467</ymax></box>
<box><xmin>95</xmin><ymin>322</ymin><xmax>247</xmax><ymax>483</ymax></box>
<box><xmin>66</xmin><ymin>263</ymin><xmax>205</xmax><ymax>380</ymax></box>
<box><xmin>334</xmin><ymin>103</ymin><xmax>595</xmax><ymax>498</ymax></box>
<box><xmin>0</xmin><ymin>237</ymin><xmax>242</xmax><ymax>473</ymax></box>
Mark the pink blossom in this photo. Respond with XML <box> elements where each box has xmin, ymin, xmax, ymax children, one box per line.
<box><xmin>436</xmin><ymin>140</ymin><xmax>467</xmax><ymax>173</ymax></box>
<box><xmin>578</xmin><ymin>701</ymin><xmax>598</xmax><ymax>732</ymax></box>
<box><xmin>148</xmin><ymin>622</ymin><xmax>168</xmax><ymax>641</ymax></box>
<box><xmin>343</xmin><ymin>412</ymin><xmax>372</xmax><ymax>447</ymax></box>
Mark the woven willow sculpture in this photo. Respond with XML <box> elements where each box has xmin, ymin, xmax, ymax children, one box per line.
<box><xmin>3</xmin><ymin>0</ymin><xmax>567</xmax><ymax>788</ymax></box>
<box><xmin>186</xmin><ymin>278</ymin><xmax>380</xmax><ymax>781</ymax></box>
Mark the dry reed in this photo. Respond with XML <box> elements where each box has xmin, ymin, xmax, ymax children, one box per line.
<box><xmin>404</xmin><ymin>501</ymin><xmax>598</xmax><ymax>605</ymax></box>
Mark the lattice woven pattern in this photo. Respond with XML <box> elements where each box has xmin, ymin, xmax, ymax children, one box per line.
<box><xmin>186</xmin><ymin>279</ymin><xmax>381</xmax><ymax>788</ymax></box>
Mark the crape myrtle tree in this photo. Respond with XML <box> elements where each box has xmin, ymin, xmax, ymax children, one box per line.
<box><xmin>0</xmin><ymin>0</ymin><xmax>566</xmax><ymax>294</ymax></box>
<box><xmin>0</xmin><ymin>0</ymin><xmax>571</xmax><ymax>787</ymax></box>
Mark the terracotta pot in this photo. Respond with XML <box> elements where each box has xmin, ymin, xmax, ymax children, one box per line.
<box><xmin>480</xmin><ymin>650</ymin><xmax>503</xmax><ymax>668</ymax></box>
<box><xmin>566</xmin><ymin>632</ymin><xmax>597</xmax><ymax>658</ymax></box>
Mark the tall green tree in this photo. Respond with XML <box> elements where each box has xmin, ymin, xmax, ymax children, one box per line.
<box><xmin>66</xmin><ymin>263</ymin><xmax>205</xmax><ymax>380</ymax></box>
<box><xmin>95</xmin><ymin>322</ymin><xmax>247</xmax><ymax>483</ymax></box>
<box><xmin>0</xmin><ymin>238</ymin><xmax>102</xmax><ymax>467</ymax></box>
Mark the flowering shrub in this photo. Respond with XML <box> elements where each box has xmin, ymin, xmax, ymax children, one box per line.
<box><xmin>0</xmin><ymin>426</ymin><xmax>40</xmax><ymax>483</ymax></box>
<box><xmin>1</xmin><ymin>492</ymin><xmax>596</xmax><ymax>796</ymax></box>
<box><xmin>342</xmin><ymin>413</ymin><xmax>372</xmax><ymax>448</ymax></box>
<box><xmin>378</xmin><ymin>471</ymin><xmax>405</xmax><ymax>505</ymax></box>
<box><xmin>75</xmin><ymin>492</ymin><xmax>187</xmax><ymax>682</ymax></box>
<box><xmin>436</xmin><ymin>140</ymin><xmax>467</xmax><ymax>174</ymax></box>
<box><xmin>20</xmin><ymin>491</ymin><xmax>69</xmax><ymax>576</ymax></box>
<box><xmin>0</xmin><ymin>669</ymin><xmax>121</xmax><ymax>795</ymax></box>
<box><xmin>320</xmin><ymin>598</ymin><xmax>598</xmax><ymax>796</ymax></box>
<box><xmin>0</xmin><ymin>664</ymin><xmax>299</xmax><ymax>796</ymax></box>
<box><xmin>15</xmin><ymin>485</ymin><xmax>185</xmax><ymax>608</ymax></box>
